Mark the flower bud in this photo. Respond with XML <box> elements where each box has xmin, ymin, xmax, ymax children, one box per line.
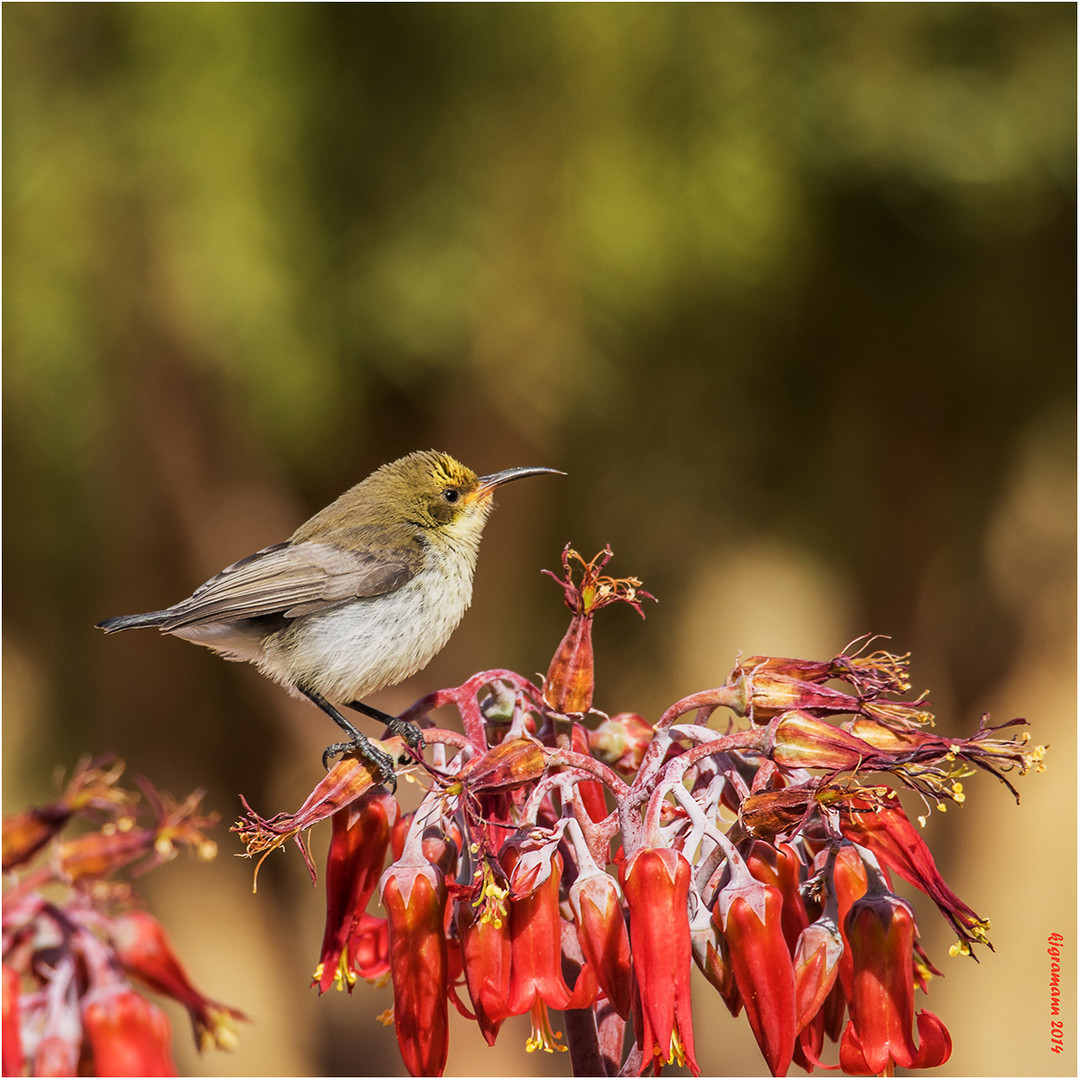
<box><xmin>314</xmin><ymin>789</ymin><xmax>397</xmax><ymax>994</ymax></box>
<box><xmin>589</xmin><ymin>713</ymin><xmax>654</xmax><ymax>775</ymax></box>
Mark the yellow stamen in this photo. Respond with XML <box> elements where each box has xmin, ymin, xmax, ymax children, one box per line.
<box><xmin>525</xmin><ymin>1000</ymin><xmax>568</xmax><ymax>1053</ymax></box>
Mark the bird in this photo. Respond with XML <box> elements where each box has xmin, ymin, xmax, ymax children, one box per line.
<box><xmin>96</xmin><ymin>450</ymin><xmax>562</xmax><ymax>788</ymax></box>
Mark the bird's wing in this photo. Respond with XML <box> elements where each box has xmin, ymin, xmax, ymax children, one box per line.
<box><xmin>159</xmin><ymin>541</ymin><xmax>417</xmax><ymax>630</ymax></box>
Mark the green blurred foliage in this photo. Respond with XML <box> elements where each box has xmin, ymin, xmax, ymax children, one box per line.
<box><xmin>3</xmin><ymin>4</ymin><xmax>1075</xmax><ymax>1077</ymax></box>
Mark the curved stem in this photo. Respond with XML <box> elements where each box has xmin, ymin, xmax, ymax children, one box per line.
<box><xmin>630</xmin><ymin>685</ymin><xmax>748</xmax><ymax>802</ymax></box>
<box><xmin>655</xmin><ymin>685</ymin><xmax>747</xmax><ymax>731</ymax></box>
<box><xmin>546</xmin><ymin>747</ymin><xmax>632</xmax><ymax>800</ymax></box>
<box><xmin>654</xmin><ymin>728</ymin><xmax>770</xmax><ymax>789</ymax></box>
<box><xmin>397</xmin><ymin>670</ymin><xmax>545</xmax><ymax>749</ymax></box>
<box><xmin>416</xmin><ymin>727</ymin><xmax>473</xmax><ymax>753</ymax></box>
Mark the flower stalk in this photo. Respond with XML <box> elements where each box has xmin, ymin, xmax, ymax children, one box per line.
<box><xmin>226</xmin><ymin>545</ymin><xmax>1044</xmax><ymax>1077</ymax></box>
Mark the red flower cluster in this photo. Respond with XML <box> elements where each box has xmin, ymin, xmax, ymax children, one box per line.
<box><xmin>233</xmin><ymin>549</ymin><xmax>1046</xmax><ymax>1077</ymax></box>
<box><xmin>2</xmin><ymin>757</ymin><xmax>246</xmax><ymax>1076</ymax></box>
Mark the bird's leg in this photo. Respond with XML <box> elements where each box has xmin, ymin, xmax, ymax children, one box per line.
<box><xmin>346</xmin><ymin>700</ymin><xmax>425</xmax><ymax>754</ymax></box>
<box><xmin>297</xmin><ymin>686</ymin><xmax>399</xmax><ymax>790</ymax></box>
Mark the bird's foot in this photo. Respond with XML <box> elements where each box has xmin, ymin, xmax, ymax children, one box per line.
<box><xmin>322</xmin><ymin>734</ymin><xmax>399</xmax><ymax>792</ymax></box>
<box><xmin>386</xmin><ymin>716</ymin><xmax>425</xmax><ymax>752</ymax></box>
<box><xmin>345</xmin><ymin>700</ymin><xmax>425</xmax><ymax>756</ymax></box>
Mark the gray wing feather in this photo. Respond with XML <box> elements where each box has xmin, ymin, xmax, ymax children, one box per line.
<box><xmin>159</xmin><ymin>541</ymin><xmax>415</xmax><ymax>629</ymax></box>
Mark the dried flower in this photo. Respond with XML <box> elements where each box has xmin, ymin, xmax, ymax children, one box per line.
<box><xmin>542</xmin><ymin>545</ymin><xmax>655</xmax><ymax>715</ymax></box>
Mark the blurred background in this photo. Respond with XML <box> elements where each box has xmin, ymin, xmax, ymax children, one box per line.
<box><xmin>3</xmin><ymin>4</ymin><xmax>1075</xmax><ymax>1076</ymax></box>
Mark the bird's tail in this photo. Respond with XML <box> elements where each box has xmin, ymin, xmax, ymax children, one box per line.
<box><xmin>95</xmin><ymin>611</ymin><xmax>171</xmax><ymax>633</ymax></box>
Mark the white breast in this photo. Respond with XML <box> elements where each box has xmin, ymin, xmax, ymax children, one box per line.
<box><xmin>259</xmin><ymin>549</ymin><xmax>477</xmax><ymax>704</ymax></box>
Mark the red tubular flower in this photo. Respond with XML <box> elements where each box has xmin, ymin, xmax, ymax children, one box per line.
<box><xmin>621</xmin><ymin>847</ymin><xmax>699</xmax><ymax>1076</ymax></box>
<box><xmin>792</xmin><ymin>911</ymin><xmax>844</xmax><ymax>1034</ymax></box>
<box><xmin>344</xmin><ymin>912</ymin><xmax>390</xmax><ymax>983</ymax></box>
<box><xmin>569</xmin><ymin>867</ymin><xmax>633</xmax><ymax>1019</ymax></box>
<box><xmin>380</xmin><ymin>858</ymin><xmax>449</xmax><ymax>1077</ymax></box>
<box><xmin>313</xmin><ymin>788</ymin><xmax>398</xmax><ymax>993</ymax></box>
<box><xmin>837</xmin><ymin>791</ymin><xmax>990</xmax><ymax>952</ymax></box>
<box><xmin>821</xmin><ymin>843</ymin><xmax>868</xmax><ymax>1010</ymax></box>
<box><xmin>457</xmin><ymin>899</ymin><xmax>512</xmax><ymax>1046</ymax></box>
<box><xmin>743</xmin><ymin>841</ymin><xmax>808</xmax><ymax>953</ymax></box>
<box><xmin>110</xmin><ymin>909</ymin><xmax>248</xmax><ymax>1050</ymax></box>
<box><xmin>82</xmin><ymin>985</ymin><xmax>177</xmax><ymax>1076</ymax></box>
<box><xmin>2</xmin><ymin>965</ymin><xmax>23</xmax><ymax>1077</ymax></box>
<box><xmin>455</xmin><ymin>845</ymin><xmax>513</xmax><ymax>1047</ymax></box>
<box><xmin>503</xmin><ymin>846</ymin><xmax>594</xmax><ymax>1052</ymax></box>
<box><xmin>714</xmin><ymin>858</ymin><xmax>797</xmax><ymax>1077</ymax></box>
<box><xmin>791</xmin><ymin>919</ymin><xmax>841</xmax><ymax>1076</ymax></box>
<box><xmin>839</xmin><ymin>888</ymin><xmax>952</xmax><ymax>1073</ymax></box>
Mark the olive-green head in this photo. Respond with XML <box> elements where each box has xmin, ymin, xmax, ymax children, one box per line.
<box><xmin>292</xmin><ymin>450</ymin><xmax>562</xmax><ymax>546</ymax></box>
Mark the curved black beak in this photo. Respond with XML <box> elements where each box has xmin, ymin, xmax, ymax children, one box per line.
<box><xmin>475</xmin><ymin>465</ymin><xmax>564</xmax><ymax>498</ymax></box>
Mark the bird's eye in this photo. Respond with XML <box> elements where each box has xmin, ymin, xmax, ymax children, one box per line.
<box><xmin>442</xmin><ymin>488</ymin><xmax>460</xmax><ymax>504</ymax></box>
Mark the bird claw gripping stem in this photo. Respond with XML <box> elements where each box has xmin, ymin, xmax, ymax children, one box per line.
<box><xmin>344</xmin><ymin>700</ymin><xmax>426</xmax><ymax>753</ymax></box>
<box><xmin>385</xmin><ymin>716</ymin><xmax>426</xmax><ymax>752</ymax></box>
<box><xmin>322</xmin><ymin>735</ymin><xmax>400</xmax><ymax>792</ymax></box>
